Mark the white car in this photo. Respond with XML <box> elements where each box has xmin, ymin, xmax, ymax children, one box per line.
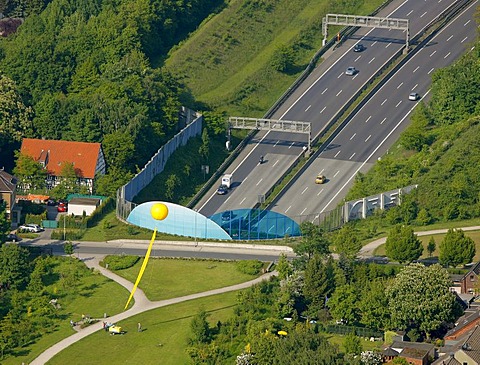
<box><xmin>19</xmin><ymin>224</ymin><xmax>43</xmax><ymax>233</ymax></box>
<box><xmin>409</xmin><ymin>92</ymin><xmax>420</xmax><ymax>101</ymax></box>
<box><xmin>345</xmin><ymin>66</ymin><xmax>357</xmax><ymax>76</ymax></box>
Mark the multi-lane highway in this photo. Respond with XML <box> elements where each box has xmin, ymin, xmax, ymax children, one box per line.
<box><xmin>272</xmin><ymin>0</ymin><xmax>478</xmax><ymax>219</ymax></box>
<box><xmin>196</xmin><ymin>0</ymin><xmax>464</xmax><ymax>218</ymax></box>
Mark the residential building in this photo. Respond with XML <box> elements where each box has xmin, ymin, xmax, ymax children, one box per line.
<box><xmin>20</xmin><ymin>138</ymin><xmax>106</xmax><ymax>193</ymax></box>
<box><xmin>0</xmin><ymin>169</ymin><xmax>21</xmax><ymax>227</ymax></box>
<box><xmin>435</xmin><ymin>325</ymin><xmax>480</xmax><ymax>364</ymax></box>
<box><xmin>383</xmin><ymin>340</ymin><xmax>435</xmax><ymax>365</ymax></box>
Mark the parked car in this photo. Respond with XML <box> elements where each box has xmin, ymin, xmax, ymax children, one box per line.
<box><xmin>57</xmin><ymin>203</ymin><xmax>67</xmax><ymax>212</ymax></box>
<box><xmin>315</xmin><ymin>175</ymin><xmax>326</xmax><ymax>184</ymax></box>
<box><xmin>409</xmin><ymin>92</ymin><xmax>420</xmax><ymax>101</ymax></box>
<box><xmin>216</xmin><ymin>184</ymin><xmax>229</xmax><ymax>195</ymax></box>
<box><xmin>353</xmin><ymin>43</ymin><xmax>365</xmax><ymax>52</ymax></box>
<box><xmin>18</xmin><ymin>224</ymin><xmax>43</xmax><ymax>233</ymax></box>
<box><xmin>5</xmin><ymin>233</ymin><xmax>21</xmax><ymax>242</ymax></box>
<box><xmin>345</xmin><ymin>66</ymin><xmax>357</xmax><ymax>76</ymax></box>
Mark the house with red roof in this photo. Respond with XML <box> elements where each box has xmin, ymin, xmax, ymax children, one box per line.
<box><xmin>20</xmin><ymin>138</ymin><xmax>106</xmax><ymax>193</ymax></box>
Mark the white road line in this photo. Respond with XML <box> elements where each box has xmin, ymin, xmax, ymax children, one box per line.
<box><xmin>289</xmin><ymin>142</ymin><xmax>295</xmax><ymax>149</ymax></box>
<box><xmin>369</xmin><ymin>57</ymin><xmax>375</xmax><ymax>64</ymax></box>
<box><xmin>352</xmin><ymin>74</ymin><xmax>358</xmax><ymax>80</ymax></box>
<box><xmin>444</xmin><ymin>52</ymin><xmax>451</xmax><ymax>59</ymax></box>
<box><xmin>256</xmin><ymin>178</ymin><xmax>263</xmax><ymax>186</ymax></box>
<box><xmin>365</xmin><ymin>135</ymin><xmax>371</xmax><ymax>142</ymax></box>
<box><xmin>447</xmin><ymin>35</ymin><xmax>453</xmax><ymax>41</ymax></box>
<box><xmin>317</xmin><ymin>190</ymin><xmax>324</xmax><ymax>196</ymax></box>
<box><xmin>301</xmin><ymin>208</ymin><xmax>307</xmax><ymax>215</ymax></box>
<box><xmin>336</xmin><ymin>90</ymin><xmax>343</xmax><ymax>97</ymax></box>
<box><xmin>320</xmin><ymin>106</ymin><xmax>326</xmax><ymax>113</ymax></box>
<box><xmin>273</xmin><ymin>160</ymin><xmax>279</xmax><ymax>167</ymax></box>
<box><xmin>240</xmin><ymin>197</ymin><xmax>246</xmax><ymax>204</ymax></box>
<box><xmin>354</xmin><ymin>55</ymin><xmax>361</xmax><ymax>62</ymax></box>
<box><xmin>381</xmin><ymin>99</ymin><xmax>387</xmax><ymax>106</ymax></box>
<box><xmin>413</xmin><ymin>66</ymin><xmax>419</xmax><ymax>73</ymax></box>
<box><xmin>461</xmin><ymin>36</ymin><xmax>468</xmax><ymax>43</ymax></box>
<box><xmin>350</xmin><ymin>133</ymin><xmax>356</xmax><ymax>140</ymax></box>
<box><xmin>385</xmin><ymin>42</ymin><xmax>391</xmax><ymax>48</ymax></box>
<box><xmin>334</xmin><ymin>150</ymin><xmax>341</xmax><ymax>158</ymax></box>
<box><xmin>395</xmin><ymin>100</ymin><xmax>402</xmax><ymax>107</ymax></box>
<box><xmin>430</xmin><ymin>50</ymin><xmax>436</xmax><ymax>57</ymax></box>
<box><xmin>397</xmin><ymin>82</ymin><xmax>403</xmax><ymax>89</ymax></box>
<box><xmin>301</xmin><ymin>187</ymin><xmax>308</xmax><ymax>195</ymax></box>
<box><xmin>420</xmin><ymin>11</ymin><xmax>427</xmax><ymax>18</ymax></box>
<box><xmin>320</xmin><ymin>92</ymin><xmax>430</xmax><ymax>214</ymax></box>
<box><xmin>412</xmin><ymin>83</ymin><xmax>418</xmax><ymax>90</ymax></box>
<box><xmin>225</xmin><ymin>196</ymin><xmax>231</xmax><ymax>203</ymax></box>
<box><xmin>305</xmin><ymin>105</ymin><xmax>311</xmax><ymax>112</ymax></box>
<box><xmin>381</xmin><ymin>117</ymin><xmax>386</xmax><ymax>124</ymax></box>
<box><xmin>349</xmin><ymin>153</ymin><xmax>356</xmax><ymax>160</ymax></box>
<box><xmin>320</xmin><ymin>168</ymin><xmax>325</xmax><ymax>174</ymax></box>
<box><xmin>285</xmin><ymin>206</ymin><xmax>291</xmax><ymax>214</ymax></box>
<box><xmin>333</xmin><ymin>171</ymin><xmax>340</xmax><ymax>178</ymax></box>
<box><xmin>321</xmin><ymin>88</ymin><xmax>328</xmax><ymax>95</ymax></box>
<box><xmin>244</xmin><ymin>176</ymin><xmax>248</xmax><ymax>182</ymax></box>
<box><xmin>406</xmin><ymin>10</ymin><xmax>413</xmax><ymax>16</ymax></box>
<box><xmin>365</xmin><ymin>116</ymin><xmax>372</xmax><ymax>123</ymax></box>
<box><xmin>464</xmin><ymin>20</ymin><xmax>471</xmax><ymax>26</ymax></box>
<box><xmin>274</xmin><ymin>140</ymin><xmax>279</xmax><ymax>147</ymax></box>
<box><xmin>371</xmin><ymin>41</ymin><xmax>377</xmax><ymax>46</ymax></box>
<box><xmin>428</xmin><ymin>68</ymin><xmax>434</xmax><ymax>74</ymax></box>
<box><xmin>338</xmin><ymin>73</ymin><xmax>343</xmax><ymax>78</ymax></box>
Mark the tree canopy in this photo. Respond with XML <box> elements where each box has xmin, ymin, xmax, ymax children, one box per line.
<box><xmin>439</xmin><ymin>228</ymin><xmax>475</xmax><ymax>267</ymax></box>
<box><xmin>385</xmin><ymin>225</ymin><xmax>423</xmax><ymax>263</ymax></box>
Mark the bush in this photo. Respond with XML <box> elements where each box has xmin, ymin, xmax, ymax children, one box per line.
<box><xmin>86</xmin><ymin>198</ymin><xmax>114</xmax><ymax>228</ymax></box>
<box><xmin>102</xmin><ymin>255</ymin><xmax>140</xmax><ymax>270</ymax></box>
<box><xmin>50</xmin><ymin>229</ymin><xmax>85</xmax><ymax>240</ymax></box>
<box><xmin>236</xmin><ymin>260</ymin><xmax>263</xmax><ymax>275</ymax></box>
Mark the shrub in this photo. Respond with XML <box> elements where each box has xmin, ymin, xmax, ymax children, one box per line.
<box><xmin>102</xmin><ymin>255</ymin><xmax>140</xmax><ymax>270</ymax></box>
<box><xmin>236</xmin><ymin>260</ymin><xmax>263</xmax><ymax>275</ymax></box>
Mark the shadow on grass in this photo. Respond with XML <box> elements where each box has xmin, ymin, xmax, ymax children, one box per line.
<box><xmin>150</xmin><ymin>304</ymin><xmax>237</xmax><ymax>326</ymax></box>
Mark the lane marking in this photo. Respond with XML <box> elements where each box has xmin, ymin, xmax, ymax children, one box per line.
<box><xmin>352</xmin><ymin>74</ymin><xmax>358</xmax><ymax>80</ymax></box>
<box><xmin>333</xmin><ymin>171</ymin><xmax>340</xmax><ymax>178</ymax></box>
<box><xmin>274</xmin><ymin>140</ymin><xmax>279</xmax><ymax>147</ymax></box>
<box><xmin>317</xmin><ymin>189</ymin><xmax>324</xmax><ymax>196</ymax></box>
<box><xmin>256</xmin><ymin>178</ymin><xmax>263</xmax><ymax>186</ymax></box>
<box><xmin>350</xmin><ymin>133</ymin><xmax>356</xmax><ymax>140</ymax></box>
<box><xmin>369</xmin><ymin>57</ymin><xmax>375</xmax><ymax>64</ymax></box>
<box><xmin>354</xmin><ymin>55</ymin><xmax>361</xmax><ymax>62</ymax></box>
<box><xmin>406</xmin><ymin>10</ymin><xmax>413</xmax><ymax>16</ymax></box>
<box><xmin>334</xmin><ymin>150</ymin><xmax>341</xmax><ymax>158</ymax></box>
<box><xmin>349</xmin><ymin>153</ymin><xmax>356</xmax><ymax>160</ymax></box>
<box><xmin>420</xmin><ymin>11</ymin><xmax>427</xmax><ymax>18</ymax></box>
<box><xmin>285</xmin><ymin>206</ymin><xmax>291</xmax><ymax>214</ymax></box>
<box><xmin>240</xmin><ymin>197</ymin><xmax>246</xmax><ymax>204</ymax></box>
<box><xmin>365</xmin><ymin>115</ymin><xmax>372</xmax><ymax>123</ymax></box>
<box><xmin>273</xmin><ymin>160</ymin><xmax>279</xmax><ymax>167</ymax></box>
<box><xmin>301</xmin><ymin>187</ymin><xmax>309</xmax><ymax>195</ymax></box>
<box><xmin>385</xmin><ymin>42</ymin><xmax>392</xmax><ymax>48</ymax></box>
<box><xmin>320</xmin><ymin>106</ymin><xmax>326</xmax><ymax>113</ymax></box>
<box><xmin>305</xmin><ymin>105</ymin><xmax>311</xmax><ymax>112</ymax></box>
<box><xmin>444</xmin><ymin>52</ymin><xmax>451</xmax><ymax>59</ymax></box>
<box><xmin>397</xmin><ymin>82</ymin><xmax>403</xmax><ymax>89</ymax></box>
<box><xmin>371</xmin><ymin>41</ymin><xmax>377</xmax><ymax>46</ymax></box>
<box><xmin>464</xmin><ymin>20</ymin><xmax>471</xmax><ymax>26</ymax></box>
<box><xmin>461</xmin><ymin>36</ymin><xmax>468</xmax><ymax>43</ymax></box>
<box><xmin>428</xmin><ymin>68</ymin><xmax>434</xmax><ymax>74</ymax></box>
<box><xmin>412</xmin><ymin>83</ymin><xmax>418</xmax><ymax>90</ymax></box>
<box><xmin>381</xmin><ymin>99</ymin><xmax>387</xmax><ymax>106</ymax></box>
<box><xmin>395</xmin><ymin>100</ymin><xmax>402</xmax><ymax>107</ymax></box>
<box><xmin>289</xmin><ymin>142</ymin><xmax>295</xmax><ymax>149</ymax></box>
<box><xmin>321</xmin><ymin>88</ymin><xmax>328</xmax><ymax>94</ymax></box>
<box><xmin>447</xmin><ymin>35</ymin><xmax>453</xmax><ymax>41</ymax></box>
<box><xmin>381</xmin><ymin>117</ymin><xmax>386</xmax><ymax>124</ymax></box>
<box><xmin>365</xmin><ymin>135</ymin><xmax>371</xmax><ymax>142</ymax></box>
<box><xmin>301</xmin><ymin>207</ymin><xmax>307</xmax><ymax>215</ymax></box>
<box><xmin>413</xmin><ymin>66</ymin><xmax>419</xmax><ymax>73</ymax></box>
<box><xmin>430</xmin><ymin>50</ymin><xmax>436</xmax><ymax>57</ymax></box>
<box><xmin>338</xmin><ymin>73</ymin><xmax>343</xmax><ymax>78</ymax></box>
<box><xmin>336</xmin><ymin>90</ymin><xmax>343</xmax><ymax>97</ymax></box>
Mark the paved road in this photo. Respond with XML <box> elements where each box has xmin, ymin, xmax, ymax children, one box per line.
<box><xmin>272</xmin><ymin>0</ymin><xmax>478</xmax><ymax>219</ymax></box>
<box><xmin>196</xmin><ymin>0</ymin><xmax>460</xmax><ymax>217</ymax></box>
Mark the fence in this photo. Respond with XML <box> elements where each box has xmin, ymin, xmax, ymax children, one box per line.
<box><xmin>116</xmin><ymin>109</ymin><xmax>203</xmax><ymax>221</ymax></box>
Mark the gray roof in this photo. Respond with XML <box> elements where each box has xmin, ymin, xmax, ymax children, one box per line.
<box><xmin>0</xmin><ymin>170</ymin><xmax>17</xmax><ymax>193</ymax></box>
<box><xmin>68</xmin><ymin>198</ymin><xmax>101</xmax><ymax>206</ymax></box>
<box><xmin>390</xmin><ymin>340</ymin><xmax>434</xmax><ymax>359</ymax></box>
<box><xmin>446</xmin><ymin>309</ymin><xmax>480</xmax><ymax>337</ymax></box>
<box><xmin>458</xmin><ymin>325</ymin><xmax>480</xmax><ymax>363</ymax></box>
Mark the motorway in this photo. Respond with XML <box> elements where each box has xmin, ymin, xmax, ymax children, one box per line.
<box><xmin>272</xmin><ymin>0</ymin><xmax>478</xmax><ymax>219</ymax></box>
<box><xmin>196</xmin><ymin>0</ymin><xmax>462</xmax><ymax>218</ymax></box>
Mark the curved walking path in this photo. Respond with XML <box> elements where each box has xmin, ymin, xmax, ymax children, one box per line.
<box><xmin>30</xmin><ymin>254</ymin><xmax>276</xmax><ymax>365</ymax></box>
<box><xmin>358</xmin><ymin>225</ymin><xmax>480</xmax><ymax>258</ymax></box>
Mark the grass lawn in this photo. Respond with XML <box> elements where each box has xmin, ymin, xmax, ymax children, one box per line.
<box><xmin>47</xmin><ymin>291</ymin><xmax>239</xmax><ymax>365</ymax></box>
<box><xmin>326</xmin><ymin>332</ymin><xmax>383</xmax><ymax>353</ymax></box>
<box><xmin>373</xmin><ymin>229</ymin><xmax>480</xmax><ymax>261</ymax></box>
<box><xmin>115</xmin><ymin>257</ymin><xmax>262</xmax><ymax>301</ymax></box>
<box><xmin>3</xmin><ymin>258</ymin><xmax>129</xmax><ymax>365</ymax></box>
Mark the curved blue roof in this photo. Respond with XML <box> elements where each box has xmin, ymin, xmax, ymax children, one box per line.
<box><xmin>209</xmin><ymin>209</ymin><xmax>301</xmax><ymax>240</ymax></box>
<box><xmin>127</xmin><ymin>201</ymin><xmax>232</xmax><ymax>240</ymax></box>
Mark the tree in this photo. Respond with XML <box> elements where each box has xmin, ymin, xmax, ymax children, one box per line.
<box><xmin>165</xmin><ymin>174</ymin><xmax>180</xmax><ymax>200</ymax></box>
<box><xmin>427</xmin><ymin>237</ymin><xmax>436</xmax><ymax>258</ymax></box>
<box><xmin>326</xmin><ymin>284</ymin><xmax>361</xmax><ymax>325</ymax></box>
<box><xmin>359</xmin><ymin>279</ymin><xmax>390</xmax><ymax>331</ymax></box>
<box><xmin>13</xmin><ymin>151</ymin><xmax>47</xmax><ymax>192</ymax></box>
<box><xmin>276</xmin><ymin>253</ymin><xmax>292</xmax><ymax>280</ymax></box>
<box><xmin>333</xmin><ymin>225</ymin><xmax>362</xmax><ymax>259</ymax></box>
<box><xmin>198</xmin><ymin>128</ymin><xmax>210</xmax><ymax>160</ymax></box>
<box><xmin>189</xmin><ymin>308</ymin><xmax>210</xmax><ymax>344</ymax></box>
<box><xmin>270</xmin><ymin>44</ymin><xmax>295</xmax><ymax>73</ymax></box>
<box><xmin>64</xmin><ymin>241</ymin><xmax>74</xmax><ymax>255</ymax></box>
<box><xmin>439</xmin><ymin>228</ymin><xmax>475</xmax><ymax>267</ymax></box>
<box><xmin>385</xmin><ymin>225</ymin><xmax>423</xmax><ymax>263</ymax></box>
<box><xmin>303</xmin><ymin>254</ymin><xmax>335</xmax><ymax>317</ymax></box>
<box><xmin>0</xmin><ymin>202</ymin><xmax>10</xmax><ymax>243</ymax></box>
<box><xmin>392</xmin><ymin>357</ymin><xmax>410</xmax><ymax>365</ymax></box>
<box><xmin>294</xmin><ymin>222</ymin><xmax>330</xmax><ymax>260</ymax></box>
<box><xmin>344</xmin><ymin>332</ymin><xmax>362</xmax><ymax>356</ymax></box>
<box><xmin>386</xmin><ymin>263</ymin><xmax>460</xmax><ymax>340</ymax></box>
<box><xmin>0</xmin><ymin>244</ymin><xmax>30</xmax><ymax>290</ymax></box>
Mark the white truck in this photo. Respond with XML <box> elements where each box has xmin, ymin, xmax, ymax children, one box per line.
<box><xmin>221</xmin><ymin>174</ymin><xmax>233</xmax><ymax>189</ymax></box>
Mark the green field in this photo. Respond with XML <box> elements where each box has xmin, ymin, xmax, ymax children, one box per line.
<box><xmin>47</xmin><ymin>291</ymin><xmax>240</xmax><ymax>365</ymax></box>
<box><xmin>115</xmin><ymin>257</ymin><xmax>262</xmax><ymax>301</ymax></box>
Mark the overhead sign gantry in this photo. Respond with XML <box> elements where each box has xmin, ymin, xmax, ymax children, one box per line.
<box><xmin>322</xmin><ymin>13</ymin><xmax>410</xmax><ymax>50</ymax></box>
<box><xmin>228</xmin><ymin>116</ymin><xmax>312</xmax><ymax>152</ymax></box>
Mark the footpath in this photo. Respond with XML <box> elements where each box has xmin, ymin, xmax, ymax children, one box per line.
<box><xmin>29</xmin><ymin>253</ymin><xmax>276</xmax><ymax>365</ymax></box>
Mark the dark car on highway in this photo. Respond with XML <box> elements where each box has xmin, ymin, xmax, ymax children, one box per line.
<box><xmin>216</xmin><ymin>184</ymin><xmax>229</xmax><ymax>195</ymax></box>
<box><xmin>353</xmin><ymin>43</ymin><xmax>365</xmax><ymax>52</ymax></box>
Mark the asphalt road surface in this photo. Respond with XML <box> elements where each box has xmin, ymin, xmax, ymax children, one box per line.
<box><xmin>196</xmin><ymin>0</ymin><xmax>461</xmax><ymax>218</ymax></box>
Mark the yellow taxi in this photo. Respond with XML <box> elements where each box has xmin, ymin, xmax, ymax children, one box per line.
<box><xmin>315</xmin><ymin>175</ymin><xmax>326</xmax><ymax>184</ymax></box>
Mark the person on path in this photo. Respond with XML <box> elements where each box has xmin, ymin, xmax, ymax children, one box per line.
<box><xmin>137</xmin><ymin>322</ymin><xmax>142</xmax><ymax>332</ymax></box>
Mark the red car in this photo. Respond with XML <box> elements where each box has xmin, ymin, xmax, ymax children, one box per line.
<box><xmin>57</xmin><ymin>203</ymin><xmax>67</xmax><ymax>212</ymax></box>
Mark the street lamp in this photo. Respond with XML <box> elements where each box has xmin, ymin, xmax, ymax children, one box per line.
<box><xmin>194</xmin><ymin>209</ymin><xmax>198</xmax><ymax>247</ymax></box>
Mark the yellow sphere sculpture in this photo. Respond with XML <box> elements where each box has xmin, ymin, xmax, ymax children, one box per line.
<box><xmin>150</xmin><ymin>203</ymin><xmax>168</xmax><ymax>221</ymax></box>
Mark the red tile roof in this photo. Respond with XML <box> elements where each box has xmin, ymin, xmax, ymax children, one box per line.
<box><xmin>21</xmin><ymin>138</ymin><xmax>102</xmax><ymax>179</ymax></box>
